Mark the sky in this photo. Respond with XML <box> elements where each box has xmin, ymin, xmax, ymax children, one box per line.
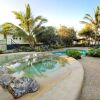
<box><xmin>0</xmin><ymin>0</ymin><xmax>100</xmax><ymax>31</ymax></box>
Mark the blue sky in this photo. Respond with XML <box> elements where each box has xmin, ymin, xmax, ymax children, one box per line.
<box><xmin>0</xmin><ymin>0</ymin><xmax>100</xmax><ymax>30</ymax></box>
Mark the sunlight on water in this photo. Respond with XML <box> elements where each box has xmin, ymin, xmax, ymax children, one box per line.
<box><xmin>2</xmin><ymin>54</ymin><xmax>68</xmax><ymax>78</ymax></box>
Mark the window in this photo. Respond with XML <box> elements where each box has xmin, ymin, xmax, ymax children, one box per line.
<box><xmin>19</xmin><ymin>37</ymin><xmax>21</xmax><ymax>40</ymax></box>
<box><xmin>12</xmin><ymin>36</ymin><xmax>17</xmax><ymax>40</ymax></box>
<box><xmin>12</xmin><ymin>36</ymin><xmax>15</xmax><ymax>39</ymax></box>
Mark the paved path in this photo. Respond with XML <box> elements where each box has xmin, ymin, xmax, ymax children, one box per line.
<box><xmin>79</xmin><ymin>57</ymin><xmax>100</xmax><ymax>100</ymax></box>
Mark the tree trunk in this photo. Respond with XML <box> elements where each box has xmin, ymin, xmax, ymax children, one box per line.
<box><xmin>28</xmin><ymin>40</ymin><xmax>35</xmax><ymax>49</ymax></box>
<box><xmin>27</xmin><ymin>37</ymin><xmax>34</xmax><ymax>50</ymax></box>
<box><xmin>27</xmin><ymin>35</ymin><xmax>37</xmax><ymax>50</ymax></box>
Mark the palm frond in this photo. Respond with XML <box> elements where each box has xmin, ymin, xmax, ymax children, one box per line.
<box><xmin>80</xmin><ymin>21</ymin><xmax>90</xmax><ymax>24</ymax></box>
<box><xmin>94</xmin><ymin>6</ymin><xmax>100</xmax><ymax>23</ymax></box>
<box><xmin>84</xmin><ymin>14</ymin><xmax>96</xmax><ymax>24</ymax></box>
<box><xmin>12</xmin><ymin>11</ymin><xmax>24</xmax><ymax>21</ymax></box>
<box><xmin>85</xmin><ymin>14</ymin><xmax>93</xmax><ymax>20</ymax></box>
<box><xmin>84</xmin><ymin>16</ymin><xmax>95</xmax><ymax>24</ymax></box>
<box><xmin>25</xmin><ymin>4</ymin><xmax>31</xmax><ymax>19</ymax></box>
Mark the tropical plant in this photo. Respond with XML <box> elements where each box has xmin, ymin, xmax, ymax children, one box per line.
<box><xmin>81</xmin><ymin>6</ymin><xmax>100</xmax><ymax>46</ymax></box>
<box><xmin>87</xmin><ymin>48</ymin><xmax>100</xmax><ymax>57</ymax></box>
<box><xmin>13</xmin><ymin>4</ymin><xmax>47</xmax><ymax>48</ymax></box>
<box><xmin>66</xmin><ymin>49</ymin><xmax>81</xmax><ymax>59</ymax></box>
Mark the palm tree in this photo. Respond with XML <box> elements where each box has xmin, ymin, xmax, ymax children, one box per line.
<box><xmin>81</xmin><ymin>6</ymin><xmax>100</xmax><ymax>46</ymax></box>
<box><xmin>78</xmin><ymin>24</ymin><xmax>95</xmax><ymax>46</ymax></box>
<box><xmin>0</xmin><ymin>23</ymin><xmax>14</xmax><ymax>48</ymax></box>
<box><xmin>13</xmin><ymin>4</ymin><xmax>47</xmax><ymax>48</ymax></box>
<box><xmin>0</xmin><ymin>23</ymin><xmax>14</xmax><ymax>39</ymax></box>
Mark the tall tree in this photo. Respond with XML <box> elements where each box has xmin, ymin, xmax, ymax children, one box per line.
<box><xmin>81</xmin><ymin>6</ymin><xmax>100</xmax><ymax>46</ymax></box>
<box><xmin>57</xmin><ymin>25</ymin><xmax>76</xmax><ymax>46</ymax></box>
<box><xmin>13</xmin><ymin>4</ymin><xmax>47</xmax><ymax>48</ymax></box>
<box><xmin>37</xmin><ymin>26</ymin><xmax>57</xmax><ymax>45</ymax></box>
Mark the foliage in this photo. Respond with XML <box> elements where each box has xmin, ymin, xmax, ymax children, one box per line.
<box><xmin>34</xmin><ymin>46</ymin><xmax>45</xmax><ymax>52</ymax></box>
<box><xmin>50</xmin><ymin>44</ymin><xmax>64</xmax><ymax>49</ymax></box>
<box><xmin>0</xmin><ymin>23</ymin><xmax>14</xmax><ymax>39</ymax></box>
<box><xmin>78</xmin><ymin>24</ymin><xmax>95</xmax><ymax>46</ymax></box>
<box><xmin>57</xmin><ymin>25</ymin><xmax>76</xmax><ymax>46</ymax></box>
<box><xmin>79</xmin><ymin>24</ymin><xmax>95</xmax><ymax>38</ymax></box>
<box><xmin>19</xmin><ymin>46</ymin><xmax>33</xmax><ymax>52</ymax></box>
<box><xmin>87</xmin><ymin>48</ymin><xmax>100</xmax><ymax>57</ymax></box>
<box><xmin>37</xmin><ymin>26</ymin><xmax>57</xmax><ymax>45</ymax></box>
<box><xmin>94</xmin><ymin>46</ymin><xmax>100</xmax><ymax>49</ymax></box>
<box><xmin>79</xmin><ymin>40</ymin><xmax>87</xmax><ymax>46</ymax></box>
<box><xmin>66</xmin><ymin>49</ymin><xmax>81</xmax><ymax>59</ymax></box>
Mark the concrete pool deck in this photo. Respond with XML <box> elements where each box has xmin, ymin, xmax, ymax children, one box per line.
<box><xmin>79</xmin><ymin>57</ymin><xmax>100</xmax><ymax>100</ymax></box>
<box><xmin>0</xmin><ymin>52</ymin><xmax>84</xmax><ymax>100</ymax></box>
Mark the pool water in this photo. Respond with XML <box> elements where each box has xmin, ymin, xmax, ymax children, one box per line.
<box><xmin>52</xmin><ymin>51</ymin><xmax>66</xmax><ymax>55</ymax></box>
<box><xmin>3</xmin><ymin>54</ymin><xmax>68</xmax><ymax>78</ymax></box>
<box><xmin>79</xmin><ymin>50</ymin><xmax>87</xmax><ymax>56</ymax></box>
<box><xmin>51</xmin><ymin>49</ymin><xmax>87</xmax><ymax>56</ymax></box>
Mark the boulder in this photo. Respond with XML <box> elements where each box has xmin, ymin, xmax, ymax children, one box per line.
<box><xmin>0</xmin><ymin>67</ymin><xmax>8</xmax><ymax>75</ymax></box>
<box><xmin>0</xmin><ymin>74</ymin><xmax>14</xmax><ymax>88</ymax></box>
<box><xmin>8</xmin><ymin>77</ymin><xmax>39</xmax><ymax>99</ymax></box>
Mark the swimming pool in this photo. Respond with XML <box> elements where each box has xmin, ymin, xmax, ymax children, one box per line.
<box><xmin>2</xmin><ymin>53</ymin><xmax>68</xmax><ymax>78</ymax></box>
<box><xmin>51</xmin><ymin>49</ymin><xmax>87</xmax><ymax>56</ymax></box>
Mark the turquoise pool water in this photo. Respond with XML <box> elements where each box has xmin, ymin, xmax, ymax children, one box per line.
<box><xmin>51</xmin><ymin>49</ymin><xmax>87</xmax><ymax>56</ymax></box>
<box><xmin>3</xmin><ymin>54</ymin><xmax>68</xmax><ymax>78</ymax></box>
<box><xmin>79</xmin><ymin>50</ymin><xmax>87</xmax><ymax>55</ymax></box>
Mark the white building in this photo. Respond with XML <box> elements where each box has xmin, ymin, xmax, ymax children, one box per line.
<box><xmin>0</xmin><ymin>34</ymin><xmax>29</xmax><ymax>51</ymax></box>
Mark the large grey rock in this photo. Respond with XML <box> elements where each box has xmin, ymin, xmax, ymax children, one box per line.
<box><xmin>0</xmin><ymin>67</ymin><xmax>8</xmax><ymax>75</ymax></box>
<box><xmin>8</xmin><ymin>77</ymin><xmax>39</xmax><ymax>99</ymax></box>
<box><xmin>0</xmin><ymin>74</ymin><xmax>14</xmax><ymax>88</ymax></box>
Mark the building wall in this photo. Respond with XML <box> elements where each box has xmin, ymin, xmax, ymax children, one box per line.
<box><xmin>0</xmin><ymin>39</ymin><xmax>7</xmax><ymax>51</ymax></box>
<box><xmin>0</xmin><ymin>34</ymin><xmax>29</xmax><ymax>45</ymax></box>
<box><xmin>0</xmin><ymin>34</ymin><xmax>4</xmax><ymax>39</ymax></box>
<box><xmin>0</xmin><ymin>34</ymin><xmax>6</xmax><ymax>50</ymax></box>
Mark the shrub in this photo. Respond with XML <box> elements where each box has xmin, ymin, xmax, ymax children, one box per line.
<box><xmin>66</xmin><ymin>49</ymin><xmax>81</xmax><ymax>59</ymax></box>
<box><xmin>94</xmin><ymin>49</ymin><xmax>100</xmax><ymax>57</ymax></box>
<box><xmin>34</xmin><ymin>46</ymin><xmax>45</xmax><ymax>52</ymax></box>
<box><xmin>50</xmin><ymin>44</ymin><xmax>64</xmax><ymax>49</ymax></box>
<box><xmin>19</xmin><ymin>46</ymin><xmax>33</xmax><ymax>52</ymax></box>
<box><xmin>87</xmin><ymin>48</ymin><xmax>95</xmax><ymax>56</ymax></box>
<box><xmin>87</xmin><ymin>48</ymin><xmax>100</xmax><ymax>57</ymax></box>
<box><xmin>94</xmin><ymin>46</ymin><xmax>100</xmax><ymax>49</ymax></box>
